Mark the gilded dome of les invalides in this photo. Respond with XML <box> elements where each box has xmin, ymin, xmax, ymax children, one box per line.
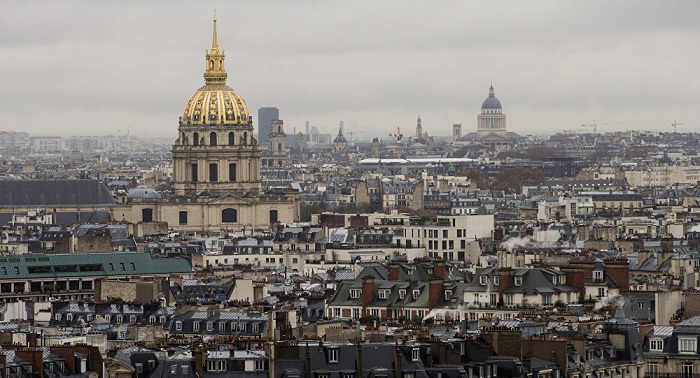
<box><xmin>180</xmin><ymin>14</ymin><xmax>249</xmax><ymax>127</ymax></box>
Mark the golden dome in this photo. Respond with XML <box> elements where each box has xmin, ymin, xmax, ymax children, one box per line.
<box><xmin>180</xmin><ymin>13</ymin><xmax>250</xmax><ymax>126</ymax></box>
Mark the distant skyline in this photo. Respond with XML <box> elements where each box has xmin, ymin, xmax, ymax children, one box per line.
<box><xmin>1</xmin><ymin>1</ymin><xmax>698</xmax><ymax>138</ymax></box>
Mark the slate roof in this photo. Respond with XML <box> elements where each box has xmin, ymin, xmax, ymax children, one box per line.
<box><xmin>0</xmin><ymin>179</ymin><xmax>116</xmax><ymax>206</ymax></box>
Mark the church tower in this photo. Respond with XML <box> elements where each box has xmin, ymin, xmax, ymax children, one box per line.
<box><xmin>415</xmin><ymin>116</ymin><xmax>422</xmax><ymax>139</ymax></box>
<box><xmin>172</xmin><ymin>13</ymin><xmax>261</xmax><ymax>196</ymax></box>
<box><xmin>267</xmin><ymin>119</ymin><xmax>287</xmax><ymax>167</ymax></box>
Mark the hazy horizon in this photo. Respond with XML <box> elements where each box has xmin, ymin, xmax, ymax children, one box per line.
<box><xmin>1</xmin><ymin>1</ymin><xmax>698</xmax><ymax>138</ymax></box>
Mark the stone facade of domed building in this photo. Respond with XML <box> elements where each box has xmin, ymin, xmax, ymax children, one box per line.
<box><xmin>112</xmin><ymin>16</ymin><xmax>299</xmax><ymax>235</ymax></box>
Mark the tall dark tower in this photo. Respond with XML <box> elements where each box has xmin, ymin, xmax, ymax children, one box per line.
<box><xmin>258</xmin><ymin>107</ymin><xmax>279</xmax><ymax>146</ymax></box>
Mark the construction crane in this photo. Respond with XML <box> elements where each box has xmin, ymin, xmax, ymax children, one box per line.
<box><xmin>388</xmin><ymin>127</ymin><xmax>404</xmax><ymax>159</ymax></box>
<box><xmin>672</xmin><ymin>120</ymin><xmax>684</xmax><ymax>133</ymax></box>
<box><xmin>347</xmin><ymin>131</ymin><xmax>363</xmax><ymax>142</ymax></box>
<box><xmin>581</xmin><ymin>121</ymin><xmax>599</xmax><ymax>134</ymax></box>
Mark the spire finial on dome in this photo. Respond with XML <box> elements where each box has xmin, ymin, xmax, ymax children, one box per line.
<box><xmin>204</xmin><ymin>11</ymin><xmax>227</xmax><ymax>85</ymax></box>
<box><xmin>489</xmin><ymin>83</ymin><xmax>495</xmax><ymax>96</ymax></box>
<box><xmin>212</xmin><ymin>8</ymin><xmax>219</xmax><ymax>51</ymax></box>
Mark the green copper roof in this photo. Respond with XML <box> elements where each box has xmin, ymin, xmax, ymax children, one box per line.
<box><xmin>0</xmin><ymin>252</ymin><xmax>191</xmax><ymax>280</ymax></box>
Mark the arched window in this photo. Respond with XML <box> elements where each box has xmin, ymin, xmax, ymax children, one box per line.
<box><xmin>210</xmin><ymin>132</ymin><xmax>217</xmax><ymax>146</ymax></box>
<box><xmin>218</xmin><ymin>59</ymin><xmax>223</xmax><ymax>69</ymax></box>
<box><xmin>228</xmin><ymin>132</ymin><xmax>235</xmax><ymax>145</ymax></box>
<box><xmin>278</xmin><ymin>143</ymin><xmax>282</xmax><ymax>152</ymax></box>
<box><xmin>243</xmin><ymin>132</ymin><xmax>248</xmax><ymax>145</ymax></box>
<box><xmin>193</xmin><ymin>132</ymin><xmax>200</xmax><ymax>146</ymax></box>
<box><xmin>181</xmin><ymin>132</ymin><xmax>186</xmax><ymax>145</ymax></box>
<box><xmin>209</xmin><ymin>60</ymin><xmax>214</xmax><ymax>70</ymax></box>
<box><xmin>222</xmin><ymin>208</ymin><xmax>237</xmax><ymax>223</ymax></box>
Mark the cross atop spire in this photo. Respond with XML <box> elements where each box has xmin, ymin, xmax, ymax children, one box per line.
<box><xmin>204</xmin><ymin>12</ymin><xmax>227</xmax><ymax>85</ymax></box>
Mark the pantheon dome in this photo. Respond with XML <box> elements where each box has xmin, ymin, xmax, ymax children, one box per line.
<box><xmin>481</xmin><ymin>85</ymin><xmax>502</xmax><ymax>110</ymax></box>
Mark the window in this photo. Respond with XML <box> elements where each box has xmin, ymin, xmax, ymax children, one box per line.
<box><xmin>179</xmin><ymin>211</ymin><xmax>188</xmax><ymax>225</ymax></box>
<box><xmin>210</xmin><ymin>132</ymin><xmax>217</xmax><ymax>146</ymax></box>
<box><xmin>222</xmin><ymin>208</ymin><xmax>237</xmax><ymax>223</ymax></box>
<box><xmin>473</xmin><ymin>294</ymin><xmax>480</xmax><ymax>305</ymax></box>
<box><xmin>493</xmin><ymin>276</ymin><xmax>499</xmax><ymax>285</ymax></box>
<box><xmin>399</xmin><ymin>289</ymin><xmax>406</xmax><ymax>299</ymax></box>
<box><xmin>254</xmin><ymin>360</ymin><xmax>264</xmax><ymax>371</ymax></box>
<box><xmin>190</xmin><ymin>163</ymin><xmax>198</xmax><ymax>182</ymax></box>
<box><xmin>149</xmin><ymin>316</ymin><xmax>156</xmax><ymax>323</ymax></box>
<box><xmin>505</xmin><ymin>294</ymin><xmax>514</xmax><ymax>306</ymax></box>
<box><xmin>228</xmin><ymin>132</ymin><xmax>235</xmax><ymax>145</ymax></box>
<box><xmin>229</xmin><ymin>163</ymin><xmax>237</xmax><ymax>181</ymax></box>
<box><xmin>650</xmin><ymin>339</ymin><xmax>663</xmax><ymax>352</ymax></box>
<box><xmin>479</xmin><ymin>276</ymin><xmax>488</xmax><ymax>285</ymax></box>
<box><xmin>55</xmin><ymin>313</ymin><xmax>61</xmax><ymax>321</ymax></box>
<box><xmin>639</xmin><ymin>302</ymin><xmax>645</xmax><ymax>309</ymax></box>
<box><xmin>269</xmin><ymin>210</ymin><xmax>278</xmax><ymax>223</ymax></box>
<box><xmin>193</xmin><ymin>321</ymin><xmax>200</xmax><ymax>331</ymax></box>
<box><xmin>130</xmin><ymin>315</ymin><xmax>136</xmax><ymax>323</ymax></box>
<box><xmin>253</xmin><ymin>323</ymin><xmax>259</xmax><ymax>332</ymax></box>
<box><xmin>412</xmin><ymin>348</ymin><xmax>420</xmax><ymax>361</ymax></box>
<box><xmin>647</xmin><ymin>363</ymin><xmax>659</xmax><ymax>376</ymax></box>
<box><xmin>207</xmin><ymin>322</ymin><xmax>213</xmax><ymax>331</ymax></box>
<box><xmin>175</xmin><ymin>321</ymin><xmax>182</xmax><ymax>330</ymax></box>
<box><xmin>350</xmin><ymin>289</ymin><xmax>361</xmax><ymax>299</ymax></box>
<box><xmin>412</xmin><ymin>289</ymin><xmax>420</xmax><ymax>299</ymax></box>
<box><xmin>328</xmin><ymin>348</ymin><xmax>339</xmax><ymax>363</ymax></box>
<box><xmin>490</xmin><ymin>293</ymin><xmax>497</xmax><ymax>306</ymax></box>
<box><xmin>209</xmin><ymin>163</ymin><xmax>218</xmax><ymax>182</ymax></box>
<box><xmin>181</xmin><ymin>365</ymin><xmax>189</xmax><ymax>375</ymax></box>
<box><xmin>378</xmin><ymin>289</ymin><xmax>390</xmax><ymax>299</ymax></box>
<box><xmin>66</xmin><ymin>313</ymin><xmax>73</xmax><ymax>321</ymax></box>
<box><xmin>193</xmin><ymin>132</ymin><xmax>199</xmax><ymax>145</ymax></box>
<box><xmin>542</xmin><ymin>294</ymin><xmax>552</xmax><ymax>306</ymax></box>
<box><xmin>105</xmin><ymin>315</ymin><xmax>111</xmax><ymax>321</ymax></box>
<box><xmin>219</xmin><ymin>322</ymin><xmax>226</xmax><ymax>331</ymax></box>
<box><xmin>116</xmin><ymin>315</ymin><xmax>123</xmax><ymax>323</ymax></box>
<box><xmin>679</xmin><ymin>337</ymin><xmax>697</xmax><ymax>353</ymax></box>
<box><xmin>142</xmin><ymin>208</ymin><xmax>153</xmax><ymax>222</ymax></box>
<box><xmin>514</xmin><ymin>277</ymin><xmax>523</xmax><ymax>286</ymax></box>
<box><xmin>444</xmin><ymin>290</ymin><xmax>452</xmax><ymax>300</ymax></box>
<box><xmin>682</xmin><ymin>362</ymin><xmax>694</xmax><ymax>377</ymax></box>
<box><xmin>593</xmin><ymin>270</ymin><xmax>603</xmax><ymax>281</ymax></box>
<box><xmin>597</xmin><ymin>288</ymin><xmax>605</xmax><ymax>298</ymax></box>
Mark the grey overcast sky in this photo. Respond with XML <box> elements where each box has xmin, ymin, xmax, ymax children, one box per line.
<box><xmin>1</xmin><ymin>1</ymin><xmax>699</xmax><ymax>139</ymax></box>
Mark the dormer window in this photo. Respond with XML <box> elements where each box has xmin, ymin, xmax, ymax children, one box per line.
<box><xmin>412</xmin><ymin>289</ymin><xmax>420</xmax><ymax>299</ymax></box>
<box><xmin>593</xmin><ymin>270</ymin><xmax>603</xmax><ymax>281</ymax></box>
<box><xmin>445</xmin><ymin>290</ymin><xmax>452</xmax><ymax>300</ymax></box>
<box><xmin>328</xmin><ymin>348</ymin><xmax>339</xmax><ymax>363</ymax></box>
<box><xmin>378</xmin><ymin>289</ymin><xmax>391</xmax><ymax>299</ymax></box>
<box><xmin>514</xmin><ymin>277</ymin><xmax>523</xmax><ymax>286</ymax></box>
<box><xmin>350</xmin><ymin>289</ymin><xmax>362</xmax><ymax>299</ymax></box>
<box><xmin>650</xmin><ymin>339</ymin><xmax>664</xmax><ymax>352</ymax></box>
<box><xmin>412</xmin><ymin>348</ymin><xmax>420</xmax><ymax>361</ymax></box>
<box><xmin>479</xmin><ymin>276</ymin><xmax>488</xmax><ymax>285</ymax></box>
<box><xmin>399</xmin><ymin>289</ymin><xmax>406</xmax><ymax>299</ymax></box>
<box><xmin>493</xmin><ymin>276</ymin><xmax>499</xmax><ymax>285</ymax></box>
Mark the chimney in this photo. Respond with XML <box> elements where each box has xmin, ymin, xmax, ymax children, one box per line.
<box><xmin>497</xmin><ymin>268</ymin><xmax>514</xmax><ymax>304</ymax></box>
<box><xmin>433</xmin><ymin>259</ymin><xmax>446</xmax><ymax>280</ymax></box>
<box><xmin>356</xmin><ymin>341</ymin><xmax>363</xmax><ymax>377</ymax></box>
<box><xmin>604</xmin><ymin>257</ymin><xmax>630</xmax><ymax>293</ymax></box>
<box><xmin>305</xmin><ymin>343</ymin><xmax>311</xmax><ymax>378</ymax></box>
<box><xmin>388</xmin><ymin>263</ymin><xmax>400</xmax><ymax>281</ymax></box>
<box><xmin>194</xmin><ymin>346</ymin><xmax>205</xmax><ymax>378</ymax></box>
<box><xmin>428</xmin><ymin>279</ymin><xmax>443</xmax><ymax>310</ymax></box>
<box><xmin>394</xmin><ymin>343</ymin><xmax>402</xmax><ymax>376</ymax></box>
<box><xmin>15</xmin><ymin>348</ymin><xmax>43</xmax><ymax>378</ymax></box>
<box><xmin>361</xmin><ymin>275</ymin><xmax>376</xmax><ymax>310</ymax></box>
